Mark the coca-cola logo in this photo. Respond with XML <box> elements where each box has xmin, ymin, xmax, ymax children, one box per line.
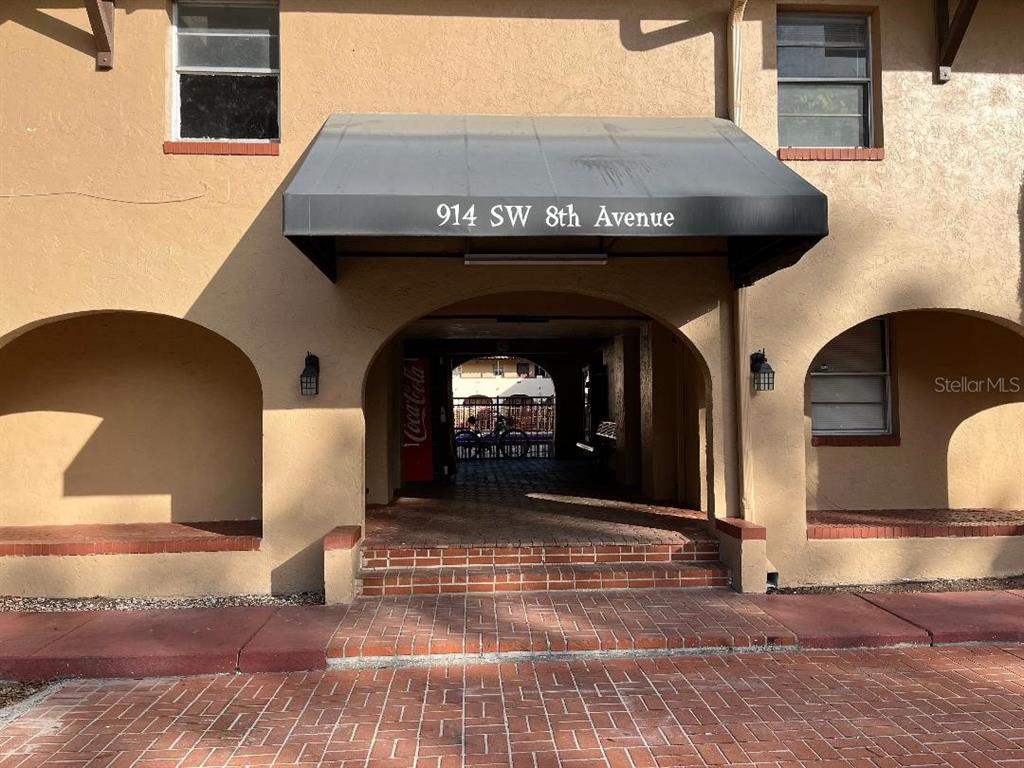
<box><xmin>402</xmin><ymin>362</ymin><xmax>429</xmax><ymax>445</ymax></box>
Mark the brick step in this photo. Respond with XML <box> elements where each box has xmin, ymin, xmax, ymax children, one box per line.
<box><xmin>359</xmin><ymin>561</ymin><xmax>730</xmax><ymax>596</ymax></box>
<box><xmin>361</xmin><ymin>541</ymin><xmax>720</xmax><ymax>571</ymax></box>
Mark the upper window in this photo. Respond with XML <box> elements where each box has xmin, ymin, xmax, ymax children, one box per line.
<box><xmin>173</xmin><ymin>1</ymin><xmax>280</xmax><ymax>141</ymax></box>
<box><xmin>809</xmin><ymin>318</ymin><xmax>892</xmax><ymax>435</ymax></box>
<box><xmin>777</xmin><ymin>13</ymin><xmax>873</xmax><ymax>148</ymax></box>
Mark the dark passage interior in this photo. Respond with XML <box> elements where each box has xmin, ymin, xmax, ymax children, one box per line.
<box><xmin>363</xmin><ymin>292</ymin><xmax>714</xmax><ymax>550</ymax></box>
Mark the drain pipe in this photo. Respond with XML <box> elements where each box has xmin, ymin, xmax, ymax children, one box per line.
<box><xmin>728</xmin><ymin>0</ymin><xmax>748</xmax><ymax>127</ymax></box>
<box><xmin>728</xmin><ymin>0</ymin><xmax>755</xmax><ymax>521</ymax></box>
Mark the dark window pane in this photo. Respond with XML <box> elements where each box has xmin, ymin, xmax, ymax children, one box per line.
<box><xmin>778</xmin><ymin>14</ymin><xmax>867</xmax><ymax>47</ymax></box>
<box><xmin>779</xmin><ymin>115</ymin><xmax>866</xmax><ymax>147</ymax></box>
<box><xmin>179</xmin><ymin>74</ymin><xmax>278</xmax><ymax>140</ymax></box>
<box><xmin>810</xmin><ymin>375</ymin><xmax>886</xmax><ymax>404</ymax></box>
<box><xmin>778</xmin><ymin>46</ymin><xmax>868</xmax><ymax>79</ymax></box>
<box><xmin>178</xmin><ymin>3</ymin><xmax>278</xmax><ymax>35</ymax></box>
<box><xmin>779</xmin><ymin>83</ymin><xmax>866</xmax><ymax>116</ymax></box>
<box><xmin>178</xmin><ymin>34</ymin><xmax>278</xmax><ymax>69</ymax></box>
<box><xmin>810</xmin><ymin>319</ymin><xmax>887</xmax><ymax>373</ymax></box>
<box><xmin>811</xmin><ymin>403</ymin><xmax>887</xmax><ymax>434</ymax></box>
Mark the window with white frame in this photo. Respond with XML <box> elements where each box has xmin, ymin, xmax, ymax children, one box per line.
<box><xmin>777</xmin><ymin>13</ymin><xmax>873</xmax><ymax>148</ymax></box>
<box><xmin>809</xmin><ymin>317</ymin><xmax>892</xmax><ymax>435</ymax></box>
<box><xmin>174</xmin><ymin>1</ymin><xmax>280</xmax><ymax>141</ymax></box>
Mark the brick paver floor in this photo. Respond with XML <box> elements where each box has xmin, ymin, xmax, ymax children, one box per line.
<box><xmin>327</xmin><ymin>591</ymin><xmax>798</xmax><ymax>659</ymax></box>
<box><xmin>3</xmin><ymin>645</ymin><xmax>1024</xmax><ymax>767</ymax></box>
<box><xmin>807</xmin><ymin>508</ymin><xmax>1024</xmax><ymax>539</ymax></box>
<box><xmin>367</xmin><ymin>459</ymin><xmax>708</xmax><ymax>549</ymax></box>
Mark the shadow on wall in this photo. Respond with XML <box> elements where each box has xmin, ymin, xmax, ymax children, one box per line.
<box><xmin>0</xmin><ymin>313</ymin><xmax>263</xmax><ymax>526</ymax></box>
<box><xmin>806</xmin><ymin>310</ymin><xmax>1024</xmax><ymax>513</ymax></box>
<box><xmin>753</xmin><ymin>0</ymin><xmax>1024</xmax><ymax>74</ymax></box>
<box><xmin>7</xmin><ymin>0</ymin><xmax>728</xmax><ymax>114</ymax></box>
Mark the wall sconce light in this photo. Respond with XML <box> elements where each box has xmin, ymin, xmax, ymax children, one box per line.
<box><xmin>750</xmin><ymin>349</ymin><xmax>775</xmax><ymax>392</ymax></box>
<box><xmin>300</xmin><ymin>352</ymin><xmax>320</xmax><ymax>396</ymax></box>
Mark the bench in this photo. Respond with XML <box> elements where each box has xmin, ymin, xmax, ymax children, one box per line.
<box><xmin>576</xmin><ymin>420</ymin><xmax>618</xmax><ymax>459</ymax></box>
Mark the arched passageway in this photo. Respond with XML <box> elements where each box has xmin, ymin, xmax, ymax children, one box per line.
<box><xmin>362</xmin><ymin>292</ymin><xmax>718</xmax><ymax>571</ymax></box>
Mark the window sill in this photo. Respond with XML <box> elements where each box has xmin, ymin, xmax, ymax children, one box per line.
<box><xmin>778</xmin><ymin>147</ymin><xmax>884</xmax><ymax>161</ymax></box>
<box><xmin>812</xmin><ymin>434</ymin><xmax>900</xmax><ymax>447</ymax></box>
<box><xmin>163</xmin><ymin>141</ymin><xmax>280</xmax><ymax>156</ymax></box>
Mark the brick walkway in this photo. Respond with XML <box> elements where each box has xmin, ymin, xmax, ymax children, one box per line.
<box><xmin>366</xmin><ymin>459</ymin><xmax>708</xmax><ymax>549</ymax></box>
<box><xmin>807</xmin><ymin>508</ymin><xmax>1024</xmax><ymax>539</ymax></box>
<box><xmin>4</xmin><ymin>590</ymin><xmax>1024</xmax><ymax>682</ymax></box>
<box><xmin>327</xmin><ymin>591</ymin><xmax>795</xmax><ymax>660</ymax></box>
<box><xmin>3</xmin><ymin>645</ymin><xmax>1024</xmax><ymax>767</ymax></box>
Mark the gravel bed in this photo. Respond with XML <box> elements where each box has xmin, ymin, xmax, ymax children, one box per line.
<box><xmin>779</xmin><ymin>574</ymin><xmax>1024</xmax><ymax>594</ymax></box>
<box><xmin>0</xmin><ymin>682</ymin><xmax>47</xmax><ymax>708</ymax></box>
<box><xmin>0</xmin><ymin>591</ymin><xmax>325</xmax><ymax>613</ymax></box>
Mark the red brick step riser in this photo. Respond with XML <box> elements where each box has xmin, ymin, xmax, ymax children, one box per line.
<box><xmin>360</xmin><ymin>566</ymin><xmax>731</xmax><ymax>596</ymax></box>
<box><xmin>362</xmin><ymin>543</ymin><xmax>720</xmax><ymax>570</ymax></box>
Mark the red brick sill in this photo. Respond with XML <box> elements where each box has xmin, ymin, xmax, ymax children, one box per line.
<box><xmin>163</xmin><ymin>141</ymin><xmax>280</xmax><ymax>156</ymax></box>
<box><xmin>324</xmin><ymin>525</ymin><xmax>363</xmax><ymax>551</ymax></box>
<box><xmin>808</xmin><ymin>524</ymin><xmax>1024</xmax><ymax>540</ymax></box>
<box><xmin>715</xmin><ymin>518</ymin><xmax>767</xmax><ymax>541</ymax></box>
<box><xmin>778</xmin><ymin>147</ymin><xmax>885</xmax><ymax>161</ymax></box>
<box><xmin>812</xmin><ymin>434</ymin><xmax>900</xmax><ymax>447</ymax></box>
<box><xmin>0</xmin><ymin>521</ymin><xmax>261</xmax><ymax>557</ymax></box>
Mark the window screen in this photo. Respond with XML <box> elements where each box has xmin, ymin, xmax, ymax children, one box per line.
<box><xmin>810</xmin><ymin>318</ymin><xmax>891</xmax><ymax>435</ymax></box>
<box><xmin>175</xmin><ymin>2</ymin><xmax>280</xmax><ymax>140</ymax></box>
<box><xmin>777</xmin><ymin>13</ymin><xmax>872</xmax><ymax>148</ymax></box>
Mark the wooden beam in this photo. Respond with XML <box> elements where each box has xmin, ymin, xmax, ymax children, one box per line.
<box><xmin>936</xmin><ymin>0</ymin><xmax>980</xmax><ymax>82</ymax></box>
<box><xmin>84</xmin><ymin>0</ymin><xmax>114</xmax><ymax>69</ymax></box>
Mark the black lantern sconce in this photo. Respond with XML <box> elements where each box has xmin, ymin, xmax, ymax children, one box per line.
<box><xmin>750</xmin><ymin>349</ymin><xmax>775</xmax><ymax>392</ymax></box>
<box><xmin>300</xmin><ymin>353</ymin><xmax>320</xmax><ymax>396</ymax></box>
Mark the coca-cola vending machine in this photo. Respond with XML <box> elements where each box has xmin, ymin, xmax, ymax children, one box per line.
<box><xmin>401</xmin><ymin>358</ymin><xmax>434</xmax><ymax>482</ymax></box>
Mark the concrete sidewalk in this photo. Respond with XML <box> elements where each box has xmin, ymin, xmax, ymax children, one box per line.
<box><xmin>2</xmin><ymin>589</ymin><xmax>1023</xmax><ymax>681</ymax></box>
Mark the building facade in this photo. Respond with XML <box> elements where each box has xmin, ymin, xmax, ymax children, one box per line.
<box><xmin>1</xmin><ymin>0</ymin><xmax>1022</xmax><ymax>598</ymax></box>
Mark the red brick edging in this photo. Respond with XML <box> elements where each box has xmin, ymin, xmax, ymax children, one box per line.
<box><xmin>715</xmin><ymin>518</ymin><xmax>767</xmax><ymax>540</ymax></box>
<box><xmin>163</xmin><ymin>141</ymin><xmax>280</xmax><ymax>156</ymax></box>
<box><xmin>778</xmin><ymin>147</ymin><xmax>885</xmax><ymax>161</ymax></box>
<box><xmin>808</xmin><ymin>523</ymin><xmax>1024</xmax><ymax>540</ymax></box>
<box><xmin>324</xmin><ymin>525</ymin><xmax>362</xmax><ymax>551</ymax></box>
<box><xmin>0</xmin><ymin>521</ymin><xmax>261</xmax><ymax>557</ymax></box>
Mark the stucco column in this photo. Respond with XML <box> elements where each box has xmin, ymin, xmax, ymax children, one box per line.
<box><xmin>261</xmin><ymin>401</ymin><xmax>365</xmax><ymax>593</ymax></box>
<box><xmin>364</xmin><ymin>341</ymin><xmax>396</xmax><ymax>505</ymax></box>
<box><xmin>745</xmin><ymin>351</ymin><xmax>808</xmax><ymax>586</ymax></box>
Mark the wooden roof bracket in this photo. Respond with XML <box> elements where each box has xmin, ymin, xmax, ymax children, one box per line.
<box><xmin>935</xmin><ymin>0</ymin><xmax>980</xmax><ymax>82</ymax></box>
<box><xmin>84</xmin><ymin>0</ymin><xmax>114</xmax><ymax>69</ymax></box>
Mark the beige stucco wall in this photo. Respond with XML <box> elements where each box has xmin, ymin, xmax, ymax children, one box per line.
<box><xmin>808</xmin><ymin>311</ymin><xmax>1024</xmax><ymax>511</ymax></box>
<box><xmin>0</xmin><ymin>550</ymin><xmax>267</xmax><ymax>598</ymax></box>
<box><xmin>1</xmin><ymin>0</ymin><xmax>1022</xmax><ymax>594</ymax></box>
<box><xmin>737</xmin><ymin>0</ymin><xmax>1024</xmax><ymax>585</ymax></box>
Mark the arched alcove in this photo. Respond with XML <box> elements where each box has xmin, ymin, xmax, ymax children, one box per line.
<box><xmin>805</xmin><ymin>309</ymin><xmax>1024</xmax><ymax>515</ymax></box>
<box><xmin>0</xmin><ymin>312</ymin><xmax>263</xmax><ymax>527</ymax></box>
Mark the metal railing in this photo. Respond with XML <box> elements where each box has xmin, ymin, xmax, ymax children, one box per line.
<box><xmin>452</xmin><ymin>395</ymin><xmax>555</xmax><ymax>458</ymax></box>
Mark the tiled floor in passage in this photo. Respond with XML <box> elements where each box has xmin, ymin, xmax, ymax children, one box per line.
<box><xmin>3</xmin><ymin>645</ymin><xmax>1024</xmax><ymax>767</ymax></box>
<box><xmin>366</xmin><ymin>459</ymin><xmax>710</xmax><ymax>549</ymax></box>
